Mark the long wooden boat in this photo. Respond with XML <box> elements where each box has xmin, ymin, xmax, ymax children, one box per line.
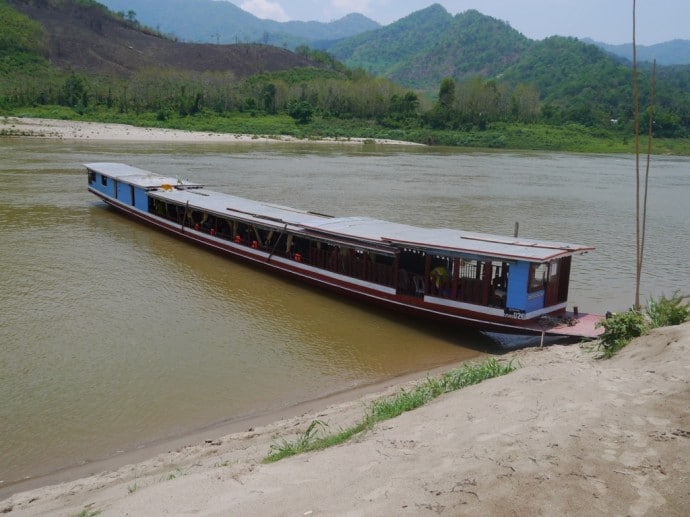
<box><xmin>86</xmin><ymin>162</ymin><xmax>603</xmax><ymax>338</ymax></box>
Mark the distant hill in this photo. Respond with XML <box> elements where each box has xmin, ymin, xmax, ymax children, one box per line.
<box><xmin>328</xmin><ymin>6</ymin><xmax>530</xmax><ymax>89</ymax></box>
<box><xmin>326</xmin><ymin>4</ymin><xmax>454</xmax><ymax>80</ymax></box>
<box><xmin>326</xmin><ymin>4</ymin><xmax>690</xmax><ymax>105</ymax></box>
<box><xmin>586</xmin><ymin>38</ymin><xmax>690</xmax><ymax>65</ymax></box>
<box><xmin>6</xmin><ymin>0</ymin><xmax>319</xmax><ymax>79</ymax></box>
<box><xmin>98</xmin><ymin>0</ymin><xmax>380</xmax><ymax>47</ymax></box>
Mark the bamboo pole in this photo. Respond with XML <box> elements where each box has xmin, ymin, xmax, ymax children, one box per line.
<box><xmin>639</xmin><ymin>60</ymin><xmax>656</xmax><ymax>305</ymax></box>
<box><xmin>632</xmin><ymin>0</ymin><xmax>654</xmax><ymax>311</ymax></box>
<box><xmin>632</xmin><ymin>0</ymin><xmax>641</xmax><ymax>310</ymax></box>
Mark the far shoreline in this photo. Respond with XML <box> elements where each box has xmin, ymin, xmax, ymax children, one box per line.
<box><xmin>0</xmin><ymin>116</ymin><xmax>425</xmax><ymax>146</ymax></box>
<box><xmin>3</xmin><ymin>114</ymin><xmax>689</xmax><ymax>156</ymax></box>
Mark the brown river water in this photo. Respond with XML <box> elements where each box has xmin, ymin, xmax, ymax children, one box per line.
<box><xmin>1</xmin><ymin>138</ymin><xmax>688</xmax><ymax>494</ymax></box>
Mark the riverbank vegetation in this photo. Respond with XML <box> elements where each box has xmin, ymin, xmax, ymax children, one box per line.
<box><xmin>3</xmin><ymin>104</ymin><xmax>686</xmax><ymax>154</ymax></box>
<box><xmin>596</xmin><ymin>292</ymin><xmax>690</xmax><ymax>358</ymax></box>
<box><xmin>3</xmin><ymin>66</ymin><xmax>688</xmax><ymax>153</ymax></box>
<box><xmin>264</xmin><ymin>358</ymin><xmax>515</xmax><ymax>462</ymax></box>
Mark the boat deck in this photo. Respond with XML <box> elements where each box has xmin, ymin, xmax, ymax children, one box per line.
<box><xmin>523</xmin><ymin>311</ymin><xmax>604</xmax><ymax>338</ymax></box>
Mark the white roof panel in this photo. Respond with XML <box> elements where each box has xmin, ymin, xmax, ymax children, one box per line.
<box><xmin>87</xmin><ymin>162</ymin><xmax>594</xmax><ymax>262</ymax></box>
<box><xmin>149</xmin><ymin>187</ymin><xmax>333</xmax><ymax>230</ymax></box>
<box><xmin>85</xmin><ymin>162</ymin><xmax>202</xmax><ymax>188</ymax></box>
<box><xmin>301</xmin><ymin>218</ymin><xmax>592</xmax><ymax>261</ymax></box>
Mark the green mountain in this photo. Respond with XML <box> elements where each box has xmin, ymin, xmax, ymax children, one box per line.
<box><xmin>328</xmin><ymin>6</ymin><xmax>530</xmax><ymax>89</ymax></box>
<box><xmin>326</xmin><ymin>4</ymin><xmax>453</xmax><ymax>79</ymax></box>
<box><xmin>98</xmin><ymin>0</ymin><xmax>380</xmax><ymax>47</ymax></box>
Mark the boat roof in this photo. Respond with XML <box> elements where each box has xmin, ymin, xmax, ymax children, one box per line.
<box><xmin>304</xmin><ymin>218</ymin><xmax>593</xmax><ymax>262</ymax></box>
<box><xmin>85</xmin><ymin>162</ymin><xmax>203</xmax><ymax>189</ymax></box>
<box><xmin>86</xmin><ymin>162</ymin><xmax>594</xmax><ymax>262</ymax></box>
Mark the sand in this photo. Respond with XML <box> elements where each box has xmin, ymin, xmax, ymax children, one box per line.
<box><xmin>0</xmin><ymin>116</ymin><xmax>421</xmax><ymax>145</ymax></box>
<box><xmin>1</xmin><ymin>118</ymin><xmax>688</xmax><ymax>515</ymax></box>
<box><xmin>1</xmin><ymin>323</ymin><xmax>688</xmax><ymax>516</ymax></box>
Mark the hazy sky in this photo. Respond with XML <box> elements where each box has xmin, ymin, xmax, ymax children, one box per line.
<box><xmin>229</xmin><ymin>1</ymin><xmax>689</xmax><ymax>45</ymax></box>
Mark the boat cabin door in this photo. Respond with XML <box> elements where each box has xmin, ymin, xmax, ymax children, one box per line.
<box><xmin>544</xmin><ymin>256</ymin><xmax>571</xmax><ymax>307</ymax></box>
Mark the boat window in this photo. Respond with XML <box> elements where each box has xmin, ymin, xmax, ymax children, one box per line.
<box><xmin>88</xmin><ymin>170</ymin><xmax>95</xmax><ymax>184</ymax></box>
<box><xmin>549</xmin><ymin>261</ymin><xmax>558</xmax><ymax>278</ymax></box>
<box><xmin>529</xmin><ymin>263</ymin><xmax>548</xmax><ymax>292</ymax></box>
<box><xmin>101</xmin><ymin>175</ymin><xmax>108</xmax><ymax>186</ymax></box>
<box><xmin>458</xmin><ymin>259</ymin><xmax>478</xmax><ymax>279</ymax></box>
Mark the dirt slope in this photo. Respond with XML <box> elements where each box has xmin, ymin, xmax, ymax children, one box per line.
<box><xmin>9</xmin><ymin>0</ymin><xmax>315</xmax><ymax>78</ymax></box>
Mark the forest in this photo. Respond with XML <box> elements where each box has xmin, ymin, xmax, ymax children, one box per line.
<box><xmin>1</xmin><ymin>0</ymin><xmax>689</xmax><ymax>153</ymax></box>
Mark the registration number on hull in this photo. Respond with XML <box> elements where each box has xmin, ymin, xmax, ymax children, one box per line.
<box><xmin>504</xmin><ymin>308</ymin><xmax>526</xmax><ymax>320</ymax></box>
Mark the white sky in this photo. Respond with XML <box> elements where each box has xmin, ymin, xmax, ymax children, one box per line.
<box><xmin>228</xmin><ymin>1</ymin><xmax>689</xmax><ymax>45</ymax></box>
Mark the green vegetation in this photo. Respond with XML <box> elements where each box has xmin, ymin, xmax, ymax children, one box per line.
<box><xmin>646</xmin><ymin>291</ymin><xmax>690</xmax><ymax>327</ymax></box>
<box><xmin>70</xmin><ymin>509</ymin><xmax>101</xmax><ymax>517</ymax></box>
<box><xmin>0</xmin><ymin>0</ymin><xmax>49</xmax><ymax>75</ymax></box>
<box><xmin>1</xmin><ymin>0</ymin><xmax>689</xmax><ymax>153</ymax></box>
<box><xmin>596</xmin><ymin>309</ymin><xmax>649</xmax><ymax>358</ymax></box>
<box><xmin>6</xmin><ymin>103</ymin><xmax>684</xmax><ymax>153</ymax></box>
<box><xmin>264</xmin><ymin>358</ymin><xmax>515</xmax><ymax>463</ymax></box>
<box><xmin>596</xmin><ymin>293</ymin><xmax>690</xmax><ymax>358</ymax></box>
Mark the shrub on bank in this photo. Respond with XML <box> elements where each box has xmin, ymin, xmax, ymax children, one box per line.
<box><xmin>597</xmin><ymin>292</ymin><xmax>690</xmax><ymax>358</ymax></box>
<box><xmin>646</xmin><ymin>290</ymin><xmax>690</xmax><ymax>327</ymax></box>
<box><xmin>596</xmin><ymin>309</ymin><xmax>649</xmax><ymax>358</ymax></box>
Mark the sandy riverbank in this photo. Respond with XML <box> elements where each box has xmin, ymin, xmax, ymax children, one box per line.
<box><xmin>0</xmin><ymin>116</ymin><xmax>421</xmax><ymax>145</ymax></box>
<box><xmin>1</xmin><ymin>323</ymin><xmax>689</xmax><ymax>516</ymax></box>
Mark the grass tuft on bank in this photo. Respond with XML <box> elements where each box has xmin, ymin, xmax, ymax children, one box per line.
<box><xmin>264</xmin><ymin>358</ymin><xmax>516</xmax><ymax>463</ymax></box>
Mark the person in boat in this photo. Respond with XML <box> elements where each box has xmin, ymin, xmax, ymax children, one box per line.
<box><xmin>430</xmin><ymin>266</ymin><xmax>449</xmax><ymax>296</ymax></box>
<box><xmin>492</xmin><ymin>273</ymin><xmax>507</xmax><ymax>304</ymax></box>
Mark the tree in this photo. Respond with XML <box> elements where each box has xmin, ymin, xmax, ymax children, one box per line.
<box><xmin>512</xmin><ymin>83</ymin><xmax>540</xmax><ymax>123</ymax></box>
<box><xmin>438</xmin><ymin>77</ymin><xmax>456</xmax><ymax>109</ymax></box>
<box><xmin>62</xmin><ymin>73</ymin><xmax>87</xmax><ymax>108</ymax></box>
<box><xmin>424</xmin><ymin>77</ymin><xmax>457</xmax><ymax>129</ymax></box>
<box><xmin>288</xmin><ymin>100</ymin><xmax>314</xmax><ymax>124</ymax></box>
<box><xmin>386</xmin><ymin>91</ymin><xmax>419</xmax><ymax>126</ymax></box>
<box><xmin>262</xmin><ymin>83</ymin><xmax>276</xmax><ymax>114</ymax></box>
